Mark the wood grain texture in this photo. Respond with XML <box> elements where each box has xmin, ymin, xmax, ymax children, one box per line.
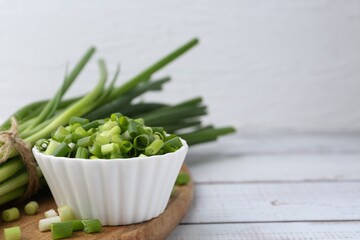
<box><xmin>188</xmin><ymin>154</ymin><xmax>360</xmax><ymax>183</ymax></box>
<box><xmin>169</xmin><ymin>222</ymin><xmax>360</xmax><ymax>240</ymax></box>
<box><xmin>0</xmin><ymin>165</ymin><xmax>193</xmax><ymax>240</ymax></box>
<box><xmin>187</xmin><ymin>133</ymin><xmax>360</xmax><ymax>182</ymax></box>
<box><xmin>188</xmin><ymin>133</ymin><xmax>360</xmax><ymax>158</ymax></box>
<box><xmin>182</xmin><ymin>182</ymin><xmax>360</xmax><ymax>223</ymax></box>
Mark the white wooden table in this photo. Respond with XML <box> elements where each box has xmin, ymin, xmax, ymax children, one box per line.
<box><xmin>168</xmin><ymin>133</ymin><xmax>360</xmax><ymax>239</ymax></box>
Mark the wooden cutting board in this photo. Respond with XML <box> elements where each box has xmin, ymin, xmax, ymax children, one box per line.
<box><xmin>0</xmin><ymin>164</ymin><xmax>193</xmax><ymax>240</ymax></box>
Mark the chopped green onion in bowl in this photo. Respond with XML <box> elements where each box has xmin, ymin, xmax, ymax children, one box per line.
<box><xmin>35</xmin><ymin>113</ymin><xmax>183</xmax><ymax>159</ymax></box>
<box><xmin>32</xmin><ymin>113</ymin><xmax>189</xmax><ymax>225</ymax></box>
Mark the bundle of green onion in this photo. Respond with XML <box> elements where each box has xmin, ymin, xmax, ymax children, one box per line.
<box><xmin>36</xmin><ymin>114</ymin><xmax>184</xmax><ymax>159</ymax></box>
<box><xmin>0</xmin><ymin>38</ymin><xmax>235</xmax><ymax>206</ymax></box>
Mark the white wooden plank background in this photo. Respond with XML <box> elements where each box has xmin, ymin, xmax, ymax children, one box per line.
<box><xmin>187</xmin><ymin>154</ymin><xmax>360</xmax><ymax>182</ymax></box>
<box><xmin>187</xmin><ymin>134</ymin><xmax>360</xmax><ymax>182</ymax></box>
<box><xmin>168</xmin><ymin>133</ymin><xmax>360</xmax><ymax>239</ymax></box>
<box><xmin>188</xmin><ymin>133</ymin><xmax>360</xmax><ymax>156</ymax></box>
<box><xmin>170</xmin><ymin>222</ymin><xmax>360</xmax><ymax>240</ymax></box>
<box><xmin>182</xmin><ymin>182</ymin><xmax>360</xmax><ymax>223</ymax></box>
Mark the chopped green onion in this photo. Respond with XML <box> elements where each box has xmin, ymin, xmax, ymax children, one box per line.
<box><xmin>75</xmin><ymin>147</ymin><xmax>89</xmax><ymax>159</ymax></box>
<box><xmin>51</xmin><ymin>142</ymin><xmax>71</xmax><ymax>157</ymax></box>
<box><xmin>37</xmin><ymin>113</ymin><xmax>185</xmax><ymax>159</ymax></box>
<box><xmin>87</xmin><ymin>128</ymin><xmax>95</xmax><ymax>135</ymax></box>
<box><xmin>39</xmin><ymin>216</ymin><xmax>61</xmax><ymax>231</ymax></box>
<box><xmin>110</xmin><ymin>152</ymin><xmax>124</xmax><ymax>159</ymax></box>
<box><xmin>144</xmin><ymin>139</ymin><xmax>164</xmax><ymax>156</ymax></box>
<box><xmin>133</xmin><ymin>134</ymin><xmax>150</xmax><ymax>150</ymax></box>
<box><xmin>107</xmin><ymin>125</ymin><xmax>121</xmax><ymax>136</ymax></box>
<box><xmin>120</xmin><ymin>130</ymin><xmax>131</xmax><ymax>140</ymax></box>
<box><xmin>52</xmin><ymin>126</ymin><xmax>70</xmax><ymax>142</ymax></box>
<box><xmin>77</xmin><ymin>136</ymin><xmax>93</xmax><ymax>147</ymax></box>
<box><xmin>119</xmin><ymin>140</ymin><xmax>132</xmax><ymax>154</ymax></box>
<box><xmin>152</xmin><ymin>126</ymin><xmax>164</xmax><ymax>133</ymax></box>
<box><xmin>4</xmin><ymin>226</ymin><xmax>21</xmax><ymax>240</ymax></box>
<box><xmin>82</xmin><ymin>120</ymin><xmax>101</xmax><ymax>131</ymax></box>
<box><xmin>175</xmin><ymin>172</ymin><xmax>190</xmax><ymax>186</ymax></box>
<box><xmin>64</xmin><ymin>125</ymin><xmax>73</xmax><ymax>132</ymax></box>
<box><xmin>58</xmin><ymin>205</ymin><xmax>76</xmax><ymax>221</ymax></box>
<box><xmin>44</xmin><ymin>209</ymin><xmax>58</xmax><ymax>218</ymax></box>
<box><xmin>82</xmin><ymin>219</ymin><xmax>102</xmax><ymax>233</ymax></box>
<box><xmin>128</xmin><ymin>147</ymin><xmax>138</xmax><ymax>157</ymax></box>
<box><xmin>102</xmin><ymin>121</ymin><xmax>118</xmax><ymax>131</ymax></box>
<box><xmin>95</xmin><ymin>134</ymin><xmax>110</xmax><ymax>146</ymax></box>
<box><xmin>127</xmin><ymin>120</ymin><xmax>139</xmax><ymax>138</ymax></box>
<box><xmin>144</xmin><ymin>126</ymin><xmax>153</xmax><ymax>134</ymax></box>
<box><xmin>134</xmin><ymin>118</ymin><xmax>144</xmax><ymax>125</ymax></box>
<box><xmin>24</xmin><ymin>201</ymin><xmax>39</xmax><ymax>215</ymax></box>
<box><xmin>101</xmin><ymin>143</ymin><xmax>117</xmax><ymax>155</ymax></box>
<box><xmin>72</xmin><ymin>126</ymin><xmax>89</xmax><ymax>141</ymax></box>
<box><xmin>44</xmin><ymin>140</ymin><xmax>61</xmax><ymax>155</ymax></box>
<box><xmin>51</xmin><ymin>221</ymin><xmax>73</xmax><ymax>239</ymax></box>
<box><xmin>89</xmin><ymin>144</ymin><xmax>103</xmax><ymax>158</ymax></box>
<box><xmin>62</xmin><ymin>134</ymin><xmax>73</xmax><ymax>144</ymax></box>
<box><xmin>118</xmin><ymin>116</ymin><xmax>128</xmax><ymax>128</ymax></box>
<box><xmin>110</xmin><ymin>113</ymin><xmax>122</xmax><ymax>121</ymax></box>
<box><xmin>1</xmin><ymin>207</ymin><xmax>20</xmax><ymax>222</ymax></box>
<box><xmin>69</xmin><ymin>116</ymin><xmax>89</xmax><ymax>126</ymax></box>
<box><xmin>154</xmin><ymin>131</ymin><xmax>165</xmax><ymax>141</ymax></box>
<box><xmin>110</xmin><ymin>134</ymin><xmax>122</xmax><ymax>144</ymax></box>
<box><xmin>62</xmin><ymin>220</ymin><xmax>84</xmax><ymax>231</ymax></box>
<box><xmin>35</xmin><ymin>139</ymin><xmax>50</xmax><ymax>152</ymax></box>
<box><xmin>164</xmin><ymin>137</ymin><xmax>183</xmax><ymax>152</ymax></box>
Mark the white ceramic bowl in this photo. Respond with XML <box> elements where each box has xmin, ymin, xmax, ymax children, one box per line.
<box><xmin>32</xmin><ymin>139</ymin><xmax>188</xmax><ymax>226</ymax></box>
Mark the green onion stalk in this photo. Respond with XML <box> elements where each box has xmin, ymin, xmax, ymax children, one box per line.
<box><xmin>0</xmin><ymin>38</ymin><xmax>235</xmax><ymax>206</ymax></box>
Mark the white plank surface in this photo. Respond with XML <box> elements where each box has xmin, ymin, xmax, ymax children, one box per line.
<box><xmin>188</xmin><ymin>154</ymin><xmax>360</xmax><ymax>183</ymax></box>
<box><xmin>169</xmin><ymin>222</ymin><xmax>360</xmax><ymax>240</ymax></box>
<box><xmin>182</xmin><ymin>182</ymin><xmax>360</xmax><ymax>223</ymax></box>
<box><xmin>187</xmin><ymin>133</ymin><xmax>360</xmax><ymax>182</ymax></box>
<box><xmin>188</xmin><ymin>133</ymin><xmax>360</xmax><ymax>158</ymax></box>
<box><xmin>179</xmin><ymin>134</ymin><xmax>360</xmax><ymax>239</ymax></box>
